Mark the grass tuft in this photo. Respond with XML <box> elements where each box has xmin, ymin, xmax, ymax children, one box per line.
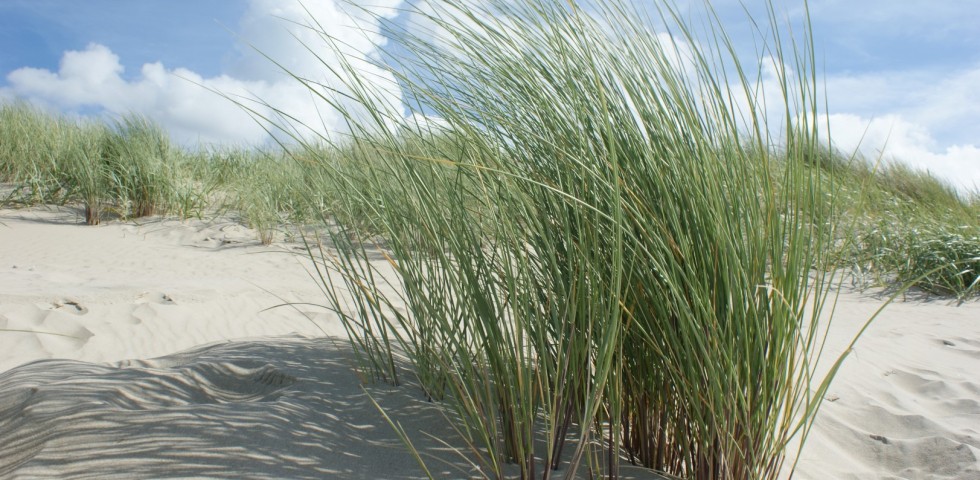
<box><xmin>268</xmin><ymin>0</ymin><xmax>863</xmax><ymax>478</ymax></box>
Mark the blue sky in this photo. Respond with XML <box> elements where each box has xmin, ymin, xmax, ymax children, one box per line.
<box><xmin>0</xmin><ymin>1</ymin><xmax>244</xmax><ymax>79</ymax></box>
<box><xmin>1</xmin><ymin>0</ymin><xmax>978</xmax><ymax>191</ymax></box>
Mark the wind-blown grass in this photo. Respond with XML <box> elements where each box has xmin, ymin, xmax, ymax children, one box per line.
<box><xmin>0</xmin><ymin>1</ymin><xmax>977</xmax><ymax>477</ymax></box>
<box><xmin>0</xmin><ymin>103</ymin><xmax>184</xmax><ymax>224</ymax></box>
<box><xmin>0</xmin><ymin>103</ymin><xmax>299</xmax><ymax>230</ymax></box>
<box><xmin>818</xmin><ymin>152</ymin><xmax>980</xmax><ymax>300</ymax></box>
<box><xmin>272</xmin><ymin>0</ymin><xmax>858</xmax><ymax>478</ymax></box>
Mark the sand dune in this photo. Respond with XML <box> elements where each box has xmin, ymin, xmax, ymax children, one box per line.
<box><xmin>1</xmin><ymin>206</ymin><xmax>978</xmax><ymax>479</ymax></box>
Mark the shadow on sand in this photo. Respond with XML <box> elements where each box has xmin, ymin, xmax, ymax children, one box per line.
<box><xmin>0</xmin><ymin>336</ymin><xmax>480</xmax><ymax>479</ymax></box>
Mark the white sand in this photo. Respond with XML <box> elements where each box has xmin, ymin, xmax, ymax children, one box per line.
<box><xmin>791</xmin><ymin>288</ymin><xmax>980</xmax><ymax>479</ymax></box>
<box><xmin>1</xmin><ymin>206</ymin><xmax>977</xmax><ymax>479</ymax></box>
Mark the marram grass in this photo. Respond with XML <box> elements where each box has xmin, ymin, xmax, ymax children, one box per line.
<box><xmin>1</xmin><ymin>2</ymin><xmax>977</xmax><ymax>476</ymax></box>
<box><xmin>2</xmin><ymin>103</ymin><xmax>974</xmax><ymax>297</ymax></box>
<box><xmin>276</xmin><ymin>0</ymin><xmax>857</xmax><ymax>478</ymax></box>
<box><xmin>0</xmin><ymin>103</ymin><xmax>183</xmax><ymax>224</ymax></box>
<box><xmin>0</xmin><ymin>103</ymin><xmax>316</xmax><ymax>234</ymax></box>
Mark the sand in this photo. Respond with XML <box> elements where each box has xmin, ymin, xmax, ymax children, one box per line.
<box><xmin>790</xmin><ymin>288</ymin><xmax>980</xmax><ymax>479</ymax></box>
<box><xmin>1</xmin><ymin>205</ymin><xmax>977</xmax><ymax>479</ymax></box>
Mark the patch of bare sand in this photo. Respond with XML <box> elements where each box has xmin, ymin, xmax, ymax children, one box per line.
<box><xmin>791</xmin><ymin>288</ymin><xmax>980</xmax><ymax>479</ymax></box>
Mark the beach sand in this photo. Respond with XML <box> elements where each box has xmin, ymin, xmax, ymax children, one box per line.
<box><xmin>1</xmin><ymin>206</ymin><xmax>977</xmax><ymax>479</ymax></box>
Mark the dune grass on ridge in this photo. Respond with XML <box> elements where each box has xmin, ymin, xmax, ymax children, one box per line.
<box><xmin>1</xmin><ymin>88</ymin><xmax>975</xmax><ymax>297</ymax></box>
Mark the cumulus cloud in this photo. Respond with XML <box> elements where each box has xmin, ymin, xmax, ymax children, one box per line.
<box><xmin>823</xmin><ymin>66</ymin><xmax>980</xmax><ymax>146</ymax></box>
<box><xmin>229</xmin><ymin>0</ymin><xmax>399</xmax><ymax>82</ymax></box>
<box><xmin>2</xmin><ymin>0</ymin><xmax>405</xmax><ymax>146</ymax></box>
<box><xmin>822</xmin><ymin>113</ymin><xmax>980</xmax><ymax>192</ymax></box>
<box><xmin>819</xmin><ymin>64</ymin><xmax>980</xmax><ymax>193</ymax></box>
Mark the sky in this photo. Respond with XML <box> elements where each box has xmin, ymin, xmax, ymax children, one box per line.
<box><xmin>1</xmin><ymin>0</ymin><xmax>978</xmax><ymax>192</ymax></box>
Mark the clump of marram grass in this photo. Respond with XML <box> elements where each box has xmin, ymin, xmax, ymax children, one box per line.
<box><xmin>277</xmin><ymin>0</ymin><xmax>858</xmax><ymax>478</ymax></box>
<box><xmin>0</xmin><ymin>102</ymin><xmax>83</xmax><ymax>206</ymax></box>
<box><xmin>63</xmin><ymin>121</ymin><xmax>113</xmax><ymax>225</ymax></box>
<box><xmin>215</xmin><ymin>147</ymin><xmax>338</xmax><ymax>245</ymax></box>
<box><xmin>0</xmin><ymin>104</ymin><xmax>211</xmax><ymax>224</ymax></box>
<box><xmin>0</xmin><ymin>101</ymin><xmax>325</xmax><ymax>241</ymax></box>
<box><xmin>847</xmin><ymin>219</ymin><xmax>980</xmax><ymax>301</ymax></box>
<box><xmin>234</xmin><ymin>152</ymin><xmax>298</xmax><ymax>245</ymax></box>
<box><xmin>900</xmin><ymin>227</ymin><xmax>979</xmax><ymax>298</ymax></box>
<box><xmin>100</xmin><ymin>115</ymin><xmax>175</xmax><ymax>219</ymax></box>
<box><xmin>0</xmin><ymin>102</ymin><xmax>113</xmax><ymax>223</ymax></box>
<box><xmin>809</xmin><ymin>149</ymin><xmax>980</xmax><ymax>300</ymax></box>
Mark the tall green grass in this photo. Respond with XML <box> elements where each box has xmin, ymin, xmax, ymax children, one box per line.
<box><xmin>0</xmin><ymin>102</ymin><xmax>344</xmax><ymax>241</ymax></box>
<box><xmin>279</xmin><ymin>0</ymin><xmax>858</xmax><ymax>478</ymax></box>
<box><xmin>100</xmin><ymin>115</ymin><xmax>174</xmax><ymax>219</ymax></box>
<box><xmin>0</xmin><ymin>102</ymin><xmax>84</xmax><ymax>207</ymax></box>
<box><xmin>844</xmin><ymin>202</ymin><xmax>979</xmax><ymax>301</ymax></box>
<box><xmin>0</xmin><ymin>1</ymin><xmax>976</xmax><ymax>477</ymax></box>
<box><xmin>813</xmin><ymin>151</ymin><xmax>980</xmax><ymax>301</ymax></box>
<box><xmin>0</xmin><ymin>103</ymin><xmax>185</xmax><ymax>224</ymax></box>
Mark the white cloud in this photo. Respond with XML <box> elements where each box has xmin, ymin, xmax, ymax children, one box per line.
<box><xmin>822</xmin><ymin>113</ymin><xmax>980</xmax><ymax>193</ymax></box>
<box><xmin>228</xmin><ymin>0</ymin><xmax>399</xmax><ymax>82</ymax></box>
<box><xmin>2</xmin><ymin>0</ymin><xmax>405</xmax><ymax>147</ymax></box>
<box><xmin>823</xmin><ymin>66</ymin><xmax>980</xmax><ymax>146</ymax></box>
<box><xmin>404</xmin><ymin>0</ymin><xmax>530</xmax><ymax>62</ymax></box>
<box><xmin>818</xmin><ymin>63</ymin><xmax>980</xmax><ymax>193</ymax></box>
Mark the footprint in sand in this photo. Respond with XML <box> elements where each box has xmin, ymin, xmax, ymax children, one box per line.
<box><xmin>135</xmin><ymin>291</ymin><xmax>177</xmax><ymax>305</ymax></box>
<box><xmin>937</xmin><ymin>339</ymin><xmax>980</xmax><ymax>359</ymax></box>
<box><xmin>51</xmin><ymin>299</ymin><xmax>89</xmax><ymax>315</ymax></box>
